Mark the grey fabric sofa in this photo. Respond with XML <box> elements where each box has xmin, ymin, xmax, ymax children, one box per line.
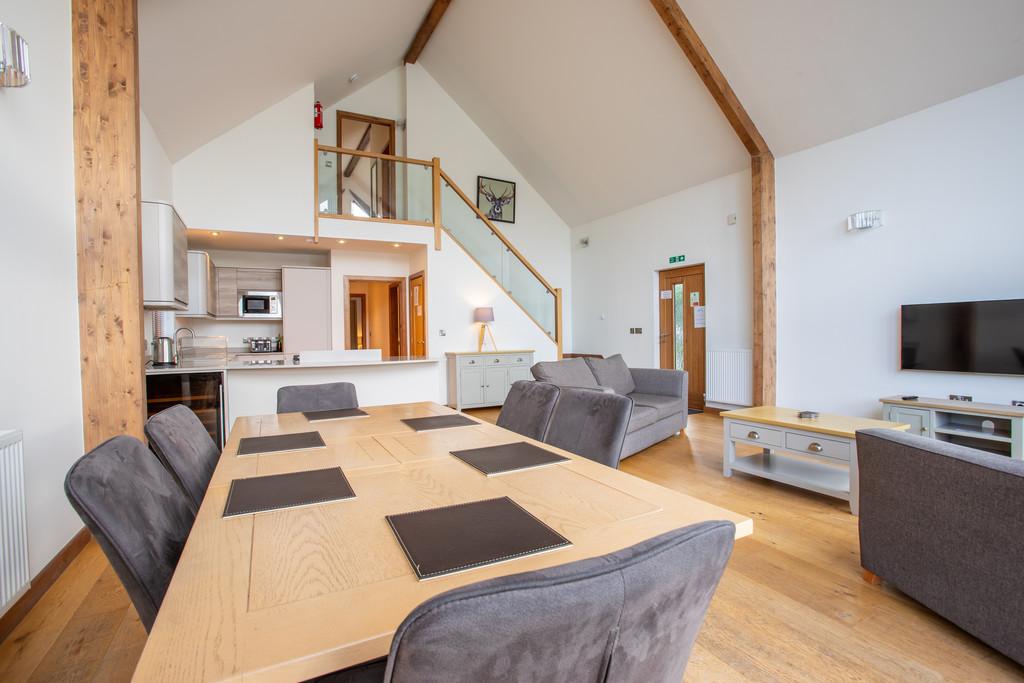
<box><xmin>531</xmin><ymin>355</ymin><xmax>687</xmax><ymax>458</ymax></box>
<box><xmin>856</xmin><ymin>428</ymin><xmax>1024</xmax><ymax>666</ymax></box>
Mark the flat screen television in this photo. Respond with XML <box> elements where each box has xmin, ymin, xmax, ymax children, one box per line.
<box><xmin>900</xmin><ymin>299</ymin><xmax>1024</xmax><ymax>375</ymax></box>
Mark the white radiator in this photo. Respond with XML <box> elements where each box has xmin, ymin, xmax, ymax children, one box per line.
<box><xmin>706</xmin><ymin>349</ymin><xmax>753</xmax><ymax>406</ymax></box>
<box><xmin>0</xmin><ymin>429</ymin><xmax>30</xmax><ymax>616</ymax></box>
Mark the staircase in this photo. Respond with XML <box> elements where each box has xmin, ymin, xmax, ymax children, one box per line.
<box><xmin>314</xmin><ymin>144</ymin><xmax>563</xmax><ymax>353</ymax></box>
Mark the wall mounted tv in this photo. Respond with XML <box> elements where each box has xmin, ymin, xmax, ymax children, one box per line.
<box><xmin>900</xmin><ymin>299</ymin><xmax>1024</xmax><ymax>375</ymax></box>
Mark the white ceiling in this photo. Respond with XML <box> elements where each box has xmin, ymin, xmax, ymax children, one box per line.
<box><xmin>419</xmin><ymin>0</ymin><xmax>749</xmax><ymax>227</ymax></box>
<box><xmin>139</xmin><ymin>0</ymin><xmax>432</xmax><ymax>161</ymax></box>
<box><xmin>678</xmin><ymin>0</ymin><xmax>1024</xmax><ymax>157</ymax></box>
<box><xmin>420</xmin><ymin>0</ymin><xmax>1024</xmax><ymax>225</ymax></box>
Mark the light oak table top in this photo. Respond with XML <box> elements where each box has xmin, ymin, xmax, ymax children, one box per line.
<box><xmin>721</xmin><ymin>406</ymin><xmax>909</xmax><ymax>439</ymax></box>
<box><xmin>133</xmin><ymin>402</ymin><xmax>752</xmax><ymax>682</ymax></box>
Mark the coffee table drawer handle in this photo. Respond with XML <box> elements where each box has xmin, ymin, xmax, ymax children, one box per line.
<box><xmin>747</xmin><ymin>430</ymin><xmax>760</xmax><ymax>440</ymax></box>
<box><xmin>808</xmin><ymin>442</ymin><xmax>824</xmax><ymax>453</ymax></box>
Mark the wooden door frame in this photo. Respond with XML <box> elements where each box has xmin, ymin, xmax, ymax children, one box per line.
<box><xmin>658</xmin><ymin>263</ymin><xmax>706</xmax><ymax>410</ymax></box>
<box><xmin>408</xmin><ymin>270</ymin><xmax>428</xmax><ymax>358</ymax></box>
<box><xmin>348</xmin><ymin>292</ymin><xmax>368</xmax><ymax>349</ymax></box>
<box><xmin>336</xmin><ymin>111</ymin><xmax>398</xmax><ymax>218</ymax></box>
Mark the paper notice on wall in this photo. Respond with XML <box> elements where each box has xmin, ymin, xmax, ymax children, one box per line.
<box><xmin>689</xmin><ymin>291</ymin><xmax>700</xmax><ymax>306</ymax></box>
<box><xmin>660</xmin><ymin>290</ymin><xmax>672</xmax><ymax>300</ymax></box>
<box><xmin>694</xmin><ymin>306</ymin><xmax>706</xmax><ymax>328</ymax></box>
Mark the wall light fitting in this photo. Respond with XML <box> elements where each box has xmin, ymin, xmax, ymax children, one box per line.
<box><xmin>0</xmin><ymin>23</ymin><xmax>31</xmax><ymax>87</ymax></box>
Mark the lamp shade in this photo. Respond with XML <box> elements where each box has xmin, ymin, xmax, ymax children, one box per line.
<box><xmin>473</xmin><ymin>307</ymin><xmax>495</xmax><ymax>323</ymax></box>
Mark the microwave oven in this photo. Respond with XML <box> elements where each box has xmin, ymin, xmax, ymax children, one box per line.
<box><xmin>239</xmin><ymin>291</ymin><xmax>282</xmax><ymax>318</ymax></box>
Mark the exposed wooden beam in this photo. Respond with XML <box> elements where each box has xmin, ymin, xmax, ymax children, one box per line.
<box><xmin>72</xmin><ymin>0</ymin><xmax>147</xmax><ymax>448</ymax></box>
<box><xmin>650</xmin><ymin>0</ymin><xmax>777</xmax><ymax>406</ymax></box>
<box><xmin>649</xmin><ymin>0</ymin><xmax>769</xmax><ymax>156</ymax></box>
<box><xmin>343</xmin><ymin>124</ymin><xmax>373</xmax><ymax>177</ymax></box>
<box><xmin>404</xmin><ymin>0</ymin><xmax>452</xmax><ymax>64</ymax></box>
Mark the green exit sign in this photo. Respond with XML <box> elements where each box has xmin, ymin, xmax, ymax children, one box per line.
<box><xmin>668</xmin><ymin>254</ymin><xmax>685</xmax><ymax>264</ymax></box>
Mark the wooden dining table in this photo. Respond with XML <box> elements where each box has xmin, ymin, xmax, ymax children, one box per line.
<box><xmin>133</xmin><ymin>402</ymin><xmax>753</xmax><ymax>682</ymax></box>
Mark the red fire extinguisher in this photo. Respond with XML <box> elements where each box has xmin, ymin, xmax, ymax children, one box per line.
<box><xmin>314</xmin><ymin>100</ymin><xmax>323</xmax><ymax>130</ymax></box>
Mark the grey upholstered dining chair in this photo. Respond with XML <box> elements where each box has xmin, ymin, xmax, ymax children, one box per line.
<box><xmin>64</xmin><ymin>435</ymin><xmax>195</xmax><ymax>632</ymax></box>
<box><xmin>313</xmin><ymin>520</ymin><xmax>735</xmax><ymax>683</ymax></box>
<box><xmin>496</xmin><ymin>380</ymin><xmax>560</xmax><ymax>441</ymax></box>
<box><xmin>277</xmin><ymin>381</ymin><xmax>360</xmax><ymax>414</ymax></box>
<box><xmin>144</xmin><ymin>404</ymin><xmax>221</xmax><ymax>513</ymax></box>
<box><xmin>543</xmin><ymin>387</ymin><xmax>633</xmax><ymax>468</ymax></box>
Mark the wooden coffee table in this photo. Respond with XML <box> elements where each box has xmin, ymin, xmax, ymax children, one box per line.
<box><xmin>721</xmin><ymin>406</ymin><xmax>909</xmax><ymax>514</ymax></box>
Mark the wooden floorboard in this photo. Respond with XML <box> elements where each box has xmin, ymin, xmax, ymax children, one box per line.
<box><xmin>0</xmin><ymin>411</ymin><xmax>1020</xmax><ymax>681</ymax></box>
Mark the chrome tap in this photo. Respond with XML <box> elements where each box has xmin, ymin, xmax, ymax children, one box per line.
<box><xmin>174</xmin><ymin>327</ymin><xmax>196</xmax><ymax>363</ymax></box>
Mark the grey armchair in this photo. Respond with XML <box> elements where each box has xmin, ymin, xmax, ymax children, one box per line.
<box><xmin>856</xmin><ymin>428</ymin><xmax>1024</xmax><ymax>665</ymax></box>
<box><xmin>531</xmin><ymin>355</ymin><xmax>687</xmax><ymax>458</ymax></box>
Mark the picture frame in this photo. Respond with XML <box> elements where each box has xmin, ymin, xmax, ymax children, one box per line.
<box><xmin>476</xmin><ymin>176</ymin><xmax>516</xmax><ymax>224</ymax></box>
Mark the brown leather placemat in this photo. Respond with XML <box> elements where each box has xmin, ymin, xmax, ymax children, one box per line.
<box><xmin>400</xmin><ymin>414</ymin><xmax>478</xmax><ymax>432</ymax></box>
<box><xmin>236</xmin><ymin>431</ymin><xmax>326</xmax><ymax>456</ymax></box>
<box><xmin>451</xmin><ymin>442</ymin><xmax>569</xmax><ymax>476</ymax></box>
<box><xmin>303</xmin><ymin>408</ymin><xmax>369</xmax><ymax>422</ymax></box>
<box><xmin>223</xmin><ymin>467</ymin><xmax>355</xmax><ymax>517</ymax></box>
<box><xmin>386</xmin><ymin>496</ymin><xmax>571</xmax><ymax>580</ymax></box>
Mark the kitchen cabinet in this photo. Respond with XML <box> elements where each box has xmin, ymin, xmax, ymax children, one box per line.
<box><xmin>236</xmin><ymin>268</ymin><xmax>282</xmax><ymax>291</ymax></box>
<box><xmin>181</xmin><ymin>251</ymin><xmax>215</xmax><ymax>317</ymax></box>
<box><xmin>215</xmin><ymin>267</ymin><xmax>238</xmax><ymax>318</ymax></box>
<box><xmin>282</xmin><ymin>267</ymin><xmax>331</xmax><ymax>352</ymax></box>
<box><xmin>141</xmin><ymin>201</ymin><xmax>188</xmax><ymax>310</ymax></box>
<box><xmin>445</xmin><ymin>351</ymin><xmax>535</xmax><ymax>410</ymax></box>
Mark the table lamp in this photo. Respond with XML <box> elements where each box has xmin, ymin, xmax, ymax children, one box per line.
<box><xmin>474</xmin><ymin>307</ymin><xmax>497</xmax><ymax>352</ymax></box>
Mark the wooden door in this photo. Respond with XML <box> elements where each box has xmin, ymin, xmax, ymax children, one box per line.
<box><xmin>409</xmin><ymin>272</ymin><xmax>426</xmax><ymax>357</ymax></box>
<box><xmin>337</xmin><ymin>111</ymin><xmax>397</xmax><ymax>218</ymax></box>
<box><xmin>388</xmin><ymin>282</ymin><xmax>404</xmax><ymax>356</ymax></box>
<box><xmin>659</xmin><ymin>264</ymin><xmax>706</xmax><ymax>410</ymax></box>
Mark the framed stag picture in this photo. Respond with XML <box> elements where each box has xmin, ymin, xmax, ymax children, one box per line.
<box><xmin>477</xmin><ymin>176</ymin><xmax>516</xmax><ymax>223</ymax></box>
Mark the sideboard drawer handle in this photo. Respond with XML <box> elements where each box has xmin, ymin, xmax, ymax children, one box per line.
<box><xmin>493</xmin><ymin>358</ymin><xmax>500</xmax><ymax>363</ymax></box>
<box><xmin>468</xmin><ymin>360</ymin><xmax>475</xmax><ymax>364</ymax></box>
<box><xmin>808</xmin><ymin>442</ymin><xmax>824</xmax><ymax>453</ymax></box>
<box><xmin>747</xmin><ymin>430</ymin><xmax>759</xmax><ymax>440</ymax></box>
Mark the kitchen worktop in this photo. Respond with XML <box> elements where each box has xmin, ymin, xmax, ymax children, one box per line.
<box><xmin>145</xmin><ymin>355</ymin><xmax>438</xmax><ymax>375</ymax></box>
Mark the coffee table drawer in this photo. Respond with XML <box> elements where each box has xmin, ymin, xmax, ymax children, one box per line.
<box><xmin>729</xmin><ymin>422</ymin><xmax>783</xmax><ymax>447</ymax></box>
<box><xmin>785</xmin><ymin>433</ymin><xmax>850</xmax><ymax>461</ymax></box>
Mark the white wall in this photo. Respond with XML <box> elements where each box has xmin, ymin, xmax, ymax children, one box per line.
<box><xmin>776</xmin><ymin>75</ymin><xmax>1024</xmax><ymax>416</ymax></box>
<box><xmin>173</xmin><ymin>84</ymin><xmax>315</xmax><ymax>234</ymax></box>
<box><xmin>571</xmin><ymin>171</ymin><xmax>752</xmax><ymax>368</ymax></box>
<box><xmin>571</xmin><ymin>75</ymin><xmax>1024</xmax><ymax>417</ymax></box>
<box><xmin>140</xmin><ymin>111</ymin><xmax>173</xmax><ymax>203</ymax></box>
<box><xmin>0</xmin><ymin>0</ymin><xmax>86</xmax><ymax>575</ymax></box>
<box><xmin>405</xmin><ymin>64</ymin><xmax>573</xmax><ymax>350</ymax></box>
<box><xmin>317</xmin><ymin>67</ymin><xmax>407</xmax><ymax>153</ymax></box>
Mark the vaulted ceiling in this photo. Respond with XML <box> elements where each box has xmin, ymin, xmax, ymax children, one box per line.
<box><xmin>140</xmin><ymin>0</ymin><xmax>1024</xmax><ymax>225</ymax></box>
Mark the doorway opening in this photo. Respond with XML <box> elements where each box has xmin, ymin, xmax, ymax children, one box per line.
<box><xmin>346</xmin><ymin>278</ymin><xmax>406</xmax><ymax>358</ymax></box>
<box><xmin>336</xmin><ymin>111</ymin><xmax>397</xmax><ymax>219</ymax></box>
<box><xmin>658</xmin><ymin>264</ymin><xmax>706</xmax><ymax>412</ymax></box>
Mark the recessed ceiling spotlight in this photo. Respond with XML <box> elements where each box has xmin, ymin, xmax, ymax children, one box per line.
<box><xmin>210</xmin><ymin>231</ymin><xmax>219</xmax><ymax>236</ymax></box>
<box><xmin>392</xmin><ymin>243</ymin><xmax>401</xmax><ymax>248</ymax></box>
<box><xmin>276</xmin><ymin>235</ymin><xmax>285</xmax><ymax>241</ymax></box>
<box><xmin>337</xmin><ymin>239</ymin><xmax>346</xmax><ymax>244</ymax></box>
<box><xmin>348</xmin><ymin>73</ymin><xmax>360</xmax><ymax>83</ymax></box>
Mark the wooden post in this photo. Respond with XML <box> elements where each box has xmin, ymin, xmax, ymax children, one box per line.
<box><xmin>72</xmin><ymin>0</ymin><xmax>146</xmax><ymax>448</ymax></box>
<box><xmin>432</xmin><ymin>157</ymin><xmax>442</xmax><ymax>251</ymax></box>
<box><xmin>555</xmin><ymin>288</ymin><xmax>564</xmax><ymax>359</ymax></box>
<box><xmin>313</xmin><ymin>139</ymin><xmax>320</xmax><ymax>244</ymax></box>
<box><xmin>752</xmin><ymin>153</ymin><xmax>777</xmax><ymax>405</ymax></box>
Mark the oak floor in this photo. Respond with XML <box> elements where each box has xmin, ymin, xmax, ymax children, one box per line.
<box><xmin>1</xmin><ymin>410</ymin><xmax>1021</xmax><ymax>682</ymax></box>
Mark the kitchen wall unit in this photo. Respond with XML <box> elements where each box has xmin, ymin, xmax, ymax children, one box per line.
<box><xmin>142</xmin><ymin>200</ymin><xmax>188</xmax><ymax>309</ymax></box>
<box><xmin>181</xmin><ymin>251</ymin><xmax>216</xmax><ymax>317</ymax></box>
<box><xmin>445</xmin><ymin>351</ymin><xmax>535</xmax><ymax>410</ymax></box>
<box><xmin>215</xmin><ymin>267</ymin><xmax>238</xmax><ymax>318</ymax></box>
<box><xmin>282</xmin><ymin>267</ymin><xmax>332</xmax><ymax>352</ymax></box>
<box><xmin>236</xmin><ymin>268</ymin><xmax>282</xmax><ymax>291</ymax></box>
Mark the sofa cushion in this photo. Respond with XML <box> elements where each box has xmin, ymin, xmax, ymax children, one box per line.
<box><xmin>585</xmin><ymin>354</ymin><xmax>636</xmax><ymax>395</ymax></box>
<box><xmin>627</xmin><ymin>404</ymin><xmax>659</xmax><ymax>433</ymax></box>
<box><xmin>530</xmin><ymin>358</ymin><xmax>600</xmax><ymax>389</ymax></box>
<box><xmin>629</xmin><ymin>392</ymin><xmax>687</xmax><ymax>420</ymax></box>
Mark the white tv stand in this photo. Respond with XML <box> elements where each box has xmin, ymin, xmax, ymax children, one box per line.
<box><xmin>880</xmin><ymin>396</ymin><xmax>1024</xmax><ymax>460</ymax></box>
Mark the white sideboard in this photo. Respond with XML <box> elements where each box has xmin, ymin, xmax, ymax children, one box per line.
<box><xmin>880</xmin><ymin>396</ymin><xmax>1024</xmax><ymax>460</ymax></box>
<box><xmin>446</xmin><ymin>350</ymin><xmax>535</xmax><ymax>410</ymax></box>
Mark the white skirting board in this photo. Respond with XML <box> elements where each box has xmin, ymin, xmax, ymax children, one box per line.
<box><xmin>706</xmin><ymin>349</ymin><xmax>753</xmax><ymax>407</ymax></box>
<box><xmin>0</xmin><ymin>429</ymin><xmax>30</xmax><ymax>616</ymax></box>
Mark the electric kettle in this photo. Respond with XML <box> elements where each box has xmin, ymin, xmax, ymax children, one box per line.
<box><xmin>152</xmin><ymin>336</ymin><xmax>176</xmax><ymax>366</ymax></box>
